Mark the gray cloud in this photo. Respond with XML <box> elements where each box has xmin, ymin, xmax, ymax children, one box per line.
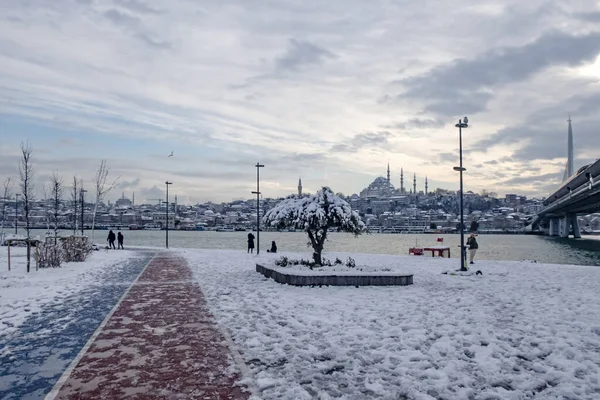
<box><xmin>114</xmin><ymin>0</ymin><xmax>162</xmax><ymax>15</ymax></box>
<box><xmin>438</xmin><ymin>152</ymin><xmax>457</xmax><ymax>163</ymax></box>
<box><xmin>573</xmin><ymin>11</ymin><xmax>600</xmax><ymax>22</ymax></box>
<box><xmin>275</xmin><ymin>39</ymin><xmax>336</xmax><ymax>72</ymax></box>
<box><xmin>399</xmin><ymin>31</ymin><xmax>600</xmax><ymax>116</ymax></box>
<box><xmin>330</xmin><ymin>131</ymin><xmax>391</xmax><ymax>153</ymax></box>
<box><xmin>135</xmin><ymin>32</ymin><xmax>171</xmax><ymax>49</ymax></box>
<box><xmin>385</xmin><ymin>118</ymin><xmax>444</xmax><ymax>130</ymax></box>
<box><xmin>104</xmin><ymin>8</ymin><xmax>140</xmax><ymax>27</ymax></box>
<box><xmin>118</xmin><ymin>178</ymin><xmax>141</xmax><ymax>189</ymax></box>
<box><xmin>499</xmin><ymin>172</ymin><xmax>562</xmax><ymax>186</ymax></box>
<box><xmin>471</xmin><ymin>92</ymin><xmax>600</xmax><ymax>164</ymax></box>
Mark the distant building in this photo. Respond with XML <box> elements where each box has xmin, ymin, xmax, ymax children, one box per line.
<box><xmin>116</xmin><ymin>192</ymin><xmax>132</xmax><ymax>208</ymax></box>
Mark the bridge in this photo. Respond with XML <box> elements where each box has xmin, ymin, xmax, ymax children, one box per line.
<box><xmin>528</xmin><ymin>118</ymin><xmax>600</xmax><ymax>238</ymax></box>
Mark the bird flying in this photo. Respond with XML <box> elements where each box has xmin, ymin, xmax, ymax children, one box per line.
<box><xmin>168</xmin><ymin>151</ymin><xmax>173</xmax><ymax>157</ymax></box>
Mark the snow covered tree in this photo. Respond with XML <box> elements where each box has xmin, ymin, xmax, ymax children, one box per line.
<box><xmin>19</xmin><ymin>142</ymin><xmax>34</xmax><ymax>272</ymax></box>
<box><xmin>71</xmin><ymin>176</ymin><xmax>79</xmax><ymax>234</ymax></box>
<box><xmin>263</xmin><ymin>187</ymin><xmax>366</xmax><ymax>265</ymax></box>
<box><xmin>1</xmin><ymin>177</ymin><xmax>14</xmax><ymax>238</ymax></box>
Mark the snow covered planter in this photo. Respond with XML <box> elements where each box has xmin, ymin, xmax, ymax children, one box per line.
<box><xmin>255</xmin><ymin>263</ymin><xmax>413</xmax><ymax>286</ymax></box>
<box><xmin>263</xmin><ymin>187</ymin><xmax>366</xmax><ymax>265</ymax></box>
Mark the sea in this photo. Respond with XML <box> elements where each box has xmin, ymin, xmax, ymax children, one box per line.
<box><xmin>29</xmin><ymin>230</ymin><xmax>600</xmax><ymax>267</ymax></box>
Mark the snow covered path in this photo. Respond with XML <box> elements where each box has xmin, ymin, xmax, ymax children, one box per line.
<box><xmin>0</xmin><ymin>250</ymin><xmax>155</xmax><ymax>399</ymax></box>
<box><xmin>183</xmin><ymin>249</ymin><xmax>600</xmax><ymax>400</ymax></box>
<box><xmin>53</xmin><ymin>253</ymin><xmax>249</xmax><ymax>399</ymax></box>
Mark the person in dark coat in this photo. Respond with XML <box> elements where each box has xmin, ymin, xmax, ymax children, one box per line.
<box><xmin>247</xmin><ymin>232</ymin><xmax>255</xmax><ymax>253</ymax></box>
<box><xmin>107</xmin><ymin>230</ymin><xmax>116</xmax><ymax>249</ymax></box>
<box><xmin>267</xmin><ymin>241</ymin><xmax>277</xmax><ymax>253</ymax></box>
<box><xmin>117</xmin><ymin>231</ymin><xmax>124</xmax><ymax>249</ymax></box>
<box><xmin>466</xmin><ymin>233</ymin><xmax>478</xmax><ymax>264</ymax></box>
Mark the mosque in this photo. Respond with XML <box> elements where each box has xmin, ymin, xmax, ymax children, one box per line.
<box><xmin>358</xmin><ymin>164</ymin><xmax>428</xmax><ymax>199</ymax></box>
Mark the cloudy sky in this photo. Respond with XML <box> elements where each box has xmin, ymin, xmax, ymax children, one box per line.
<box><xmin>1</xmin><ymin>0</ymin><xmax>599</xmax><ymax>204</ymax></box>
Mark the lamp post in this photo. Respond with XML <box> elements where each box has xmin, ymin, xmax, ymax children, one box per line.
<box><xmin>251</xmin><ymin>162</ymin><xmax>264</xmax><ymax>255</ymax></box>
<box><xmin>80</xmin><ymin>189</ymin><xmax>87</xmax><ymax>236</ymax></box>
<box><xmin>14</xmin><ymin>194</ymin><xmax>19</xmax><ymax>234</ymax></box>
<box><xmin>165</xmin><ymin>181</ymin><xmax>172</xmax><ymax>249</ymax></box>
<box><xmin>453</xmin><ymin>117</ymin><xmax>468</xmax><ymax>271</ymax></box>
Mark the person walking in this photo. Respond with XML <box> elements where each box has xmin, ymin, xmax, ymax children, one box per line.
<box><xmin>117</xmin><ymin>231</ymin><xmax>124</xmax><ymax>249</ymax></box>
<box><xmin>467</xmin><ymin>233</ymin><xmax>478</xmax><ymax>264</ymax></box>
<box><xmin>247</xmin><ymin>232</ymin><xmax>255</xmax><ymax>254</ymax></box>
<box><xmin>107</xmin><ymin>230</ymin><xmax>116</xmax><ymax>249</ymax></box>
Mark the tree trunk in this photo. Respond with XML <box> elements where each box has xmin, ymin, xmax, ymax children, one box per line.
<box><xmin>313</xmin><ymin>251</ymin><xmax>322</xmax><ymax>265</ymax></box>
<box><xmin>91</xmin><ymin>201</ymin><xmax>99</xmax><ymax>242</ymax></box>
<box><xmin>308</xmin><ymin>229</ymin><xmax>327</xmax><ymax>265</ymax></box>
<box><xmin>26</xmin><ymin>241</ymin><xmax>30</xmax><ymax>273</ymax></box>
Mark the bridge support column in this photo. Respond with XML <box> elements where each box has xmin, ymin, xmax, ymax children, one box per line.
<box><xmin>554</xmin><ymin>213</ymin><xmax>581</xmax><ymax>238</ymax></box>
<box><xmin>548</xmin><ymin>217</ymin><xmax>560</xmax><ymax>236</ymax></box>
<box><xmin>567</xmin><ymin>213</ymin><xmax>581</xmax><ymax>238</ymax></box>
<box><xmin>559</xmin><ymin>216</ymin><xmax>569</xmax><ymax>237</ymax></box>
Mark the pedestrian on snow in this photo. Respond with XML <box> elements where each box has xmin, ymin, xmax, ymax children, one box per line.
<box><xmin>117</xmin><ymin>231</ymin><xmax>124</xmax><ymax>249</ymax></box>
<box><xmin>467</xmin><ymin>233</ymin><xmax>478</xmax><ymax>264</ymax></box>
<box><xmin>247</xmin><ymin>232</ymin><xmax>255</xmax><ymax>254</ymax></box>
<box><xmin>107</xmin><ymin>230</ymin><xmax>116</xmax><ymax>249</ymax></box>
<box><xmin>267</xmin><ymin>241</ymin><xmax>277</xmax><ymax>253</ymax></box>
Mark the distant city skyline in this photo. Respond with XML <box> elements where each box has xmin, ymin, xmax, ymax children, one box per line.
<box><xmin>1</xmin><ymin>1</ymin><xmax>600</xmax><ymax>203</ymax></box>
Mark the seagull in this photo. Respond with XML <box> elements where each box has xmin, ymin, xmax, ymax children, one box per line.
<box><xmin>168</xmin><ymin>151</ymin><xmax>173</xmax><ymax>157</ymax></box>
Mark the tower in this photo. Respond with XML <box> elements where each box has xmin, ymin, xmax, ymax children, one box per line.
<box><xmin>400</xmin><ymin>168</ymin><xmax>404</xmax><ymax>193</ymax></box>
<box><xmin>413</xmin><ymin>173</ymin><xmax>416</xmax><ymax>195</ymax></box>
<box><xmin>132</xmin><ymin>192</ymin><xmax>135</xmax><ymax>207</ymax></box>
<box><xmin>567</xmin><ymin>115</ymin><xmax>574</xmax><ymax>179</ymax></box>
<box><xmin>387</xmin><ymin>163</ymin><xmax>390</xmax><ymax>183</ymax></box>
<box><xmin>298</xmin><ymin>178</ymin><xmax>302</xmax><ymax>197</ymax></box>
<box><xmin>425</xmin><ymin>176</ymin><xmax>428</xmax><ymax>195</ymax></box>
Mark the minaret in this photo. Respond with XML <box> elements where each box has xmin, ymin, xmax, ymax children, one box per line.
<box><xmin>400</xmin><ymin>168</ymin><xmax>404</xmax><ymax>193</ymax></box>
<box><xmin>387</xmin><ymin>163</ymin><xmax>390</xmax><ymax>183</ymax></box>
<box><xmin>132</xmin><ymin>191</ymin><xmax>135</xmax><ymax>206</ymax></box>
<box><xmin>298</xmin><ymin>178</ymin><xmax>302</xmax><ymax>197</ymax></box>
<box><xmin>413</xmin><ymin>173</ymin><xmax>416</xmax><ymax>195</ymax></box>
<box><xmin>425</xmin><ymin>176</ymin><xmax>428</xmax><ymax>195</ymax></box>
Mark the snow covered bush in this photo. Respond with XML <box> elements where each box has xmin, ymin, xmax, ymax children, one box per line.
<box><xmin>263</xmin><ymin>187</ymin><xmax>366</xmax><ymax>265</ymax></box>
<box><xmin>37</xmin><ymin>241</ymin><xmax>63</xmax><ymax>268</ymax></box>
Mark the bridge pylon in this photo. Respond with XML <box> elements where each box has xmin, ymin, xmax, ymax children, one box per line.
<box><xmin>548</xmin><ymin>117</ymin><xmax>582</xmax><ymax>238</ymax></box>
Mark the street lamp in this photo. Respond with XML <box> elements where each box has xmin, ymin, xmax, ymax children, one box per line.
<box><xmin>251</xmin><ymin>162</ymin><xmax>264</xmax><ymax>254</ymax></box>
<box><xmin>454</xmin><ymin>116</ymin><xmax>468</xmax><ymax>271</ymax></box>
<box><xmin>14</xmin><ymin>194</ymin><xmax>19</xmax><ymax>234</ymax></box>
<box><xmin>165</xmin><ymin>181</ymin><xmax>172</xmax><ymax>249</ymax></box>
<box><xmin>80</xmin><ymin>189</ymin><xmax>87</xmax><ymax>236</ymax></box>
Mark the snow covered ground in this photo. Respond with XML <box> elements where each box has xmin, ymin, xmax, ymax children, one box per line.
<box><xmin>183</xmin><ymin>249</ymin><xmax>600</xmax><ymax>400</ymax></box>
<box><xmin>0</xmin><ymin>246</ymin><xmax>135</xmax><ymax>338</ymax></box>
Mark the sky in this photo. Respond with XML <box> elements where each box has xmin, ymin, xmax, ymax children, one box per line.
<box><xmin>1</xmin><ymin>0</ymin><xmax>600</xmax><ymax>204</ymax></box>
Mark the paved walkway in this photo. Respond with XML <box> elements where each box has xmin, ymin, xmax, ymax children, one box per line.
<box><xmin>0</xmin><ymin>252</ymin><xmax>155</xmax><ymax>400</ymax></box>
<box><xmin>51</xmin><ymin>253</ymin><xmax>249</xmax><ymax>399</ymax></box>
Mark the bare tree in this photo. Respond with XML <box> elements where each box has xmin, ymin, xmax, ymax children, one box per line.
<box><xmin>71</xmin><ymin>176</ymin><xmax>78</xmax><ymax>234</ymax></box>
<box><xmin>1</xmin><ymin>177</ymin><xmax>14</xmax><ymax>238</ymax></box>
<box><xmin>19</xmin><ymin>142</ymin><xmax>34</xmax><ymax>273</ymax></box>
<box><xmin>50</xmin><ymin>172</ymin><xmax>63</xmax><ymax>241</ymax></box>
<box><xmin>91</xmin><ymin>160</ymin><xmax>119</xmax><ymax>241</ymax></box>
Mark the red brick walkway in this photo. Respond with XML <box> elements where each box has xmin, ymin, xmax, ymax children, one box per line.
<box><xmin>53</xmin><ymin>253</ymin><xmax>250</xmax><ymax>399</ymax></box>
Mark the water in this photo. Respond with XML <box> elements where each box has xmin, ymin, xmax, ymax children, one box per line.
<box><xmin>16</xmin><ymin>229</ymin><xmax>599</xmax><ymax>266</ymax></box>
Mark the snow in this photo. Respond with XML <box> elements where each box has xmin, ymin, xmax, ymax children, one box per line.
<box><xmin>263</xmin><ymin>187</ymin><xmax>365</xmax><ymax>234</ymax></box>
<box><xmin>0</xmin><ymin>246</ymin><xmax>134</xmax><ymax>338</ymax></box>
<box><xmin>265</xmin><ymin>260</ymin><xmax>411</xmax><ymax>276</ymax></box>
<box><xmin>182</xmin><ymin>249</ymin><xmax>600</xmax><ymax>399</ymax></box>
